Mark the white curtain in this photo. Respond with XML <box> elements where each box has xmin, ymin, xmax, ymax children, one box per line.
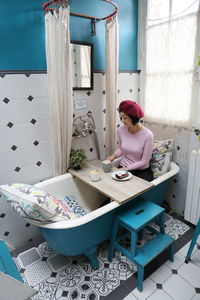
<box><xmin>45</xmin><ymin>7</ymin><xmax>73</xmax><ymax>175</ymax></box>
<box><xmin>105</xmin><ymin>16</ymin><xmax>119</xmax><ymax>157</ymax></box>
<box><xmin>140</xmin><ymin>0</ymin><xmax>199</xmax><ymax>127</ymax></box>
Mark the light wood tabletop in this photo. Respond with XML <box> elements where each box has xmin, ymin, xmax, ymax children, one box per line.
<box><xmin>68</xmin><ymin>160</ymin><xmax>154</xmax><ymax>204</ymax></box>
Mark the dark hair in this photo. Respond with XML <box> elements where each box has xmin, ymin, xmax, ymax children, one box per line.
<box><xmin>119</xmin><ymin>110</ymin><xmax>140</xmax><ymax>125</ymax></box>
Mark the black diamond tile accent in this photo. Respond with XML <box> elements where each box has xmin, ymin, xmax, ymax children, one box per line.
<box><xmin>0</xmin><ymin>213</ymin><xmax>6</xmax><ymax>218</ymax></box>
<box><xmin>73</xmin><ymin>113</ymin><xmax>75</xmax><ymax>118</ymax></box>
<box><xmin>11</xmin><ymin>145</ymin><xmax>17</xmax><ymax>151</ymax></box>
<box><xmin>129</xmin><ymin>88</ymin><xmax>133</xmax><ymax>92</ymax></box>
<box><xmin>25</xmin><ymin>223</ymin><xmax>30</xmax><ymax>227</ymax></box>
<box><xmin>103</xmin><ymin>127</ymin><xmax>106</xmax><ymax>131</ymax></box>
<box><xmin>174</xmin><ymin>179</ymin><xmax>177</xmax><ymax>183</ymax></box>
<box><xmin>117</xmin><ymin>124</ymin><xmax>120</xmax><ymax>127</ymax></box>
<box><xmin>172</xmin><ymin>194</ymin><xmax>176</xmax><ymax>198</ymax></box>
<box><xmin>7</xmin><ymin>122</ymin><xmax>14</xmax><ymax>128</ymax></box>
<box><xmin>33</xmin><ymin>140</ymin><xmax>39</xmax><ymax>146</ymax></box>
<box><xmin>195</xmin><ymin>288</ymin><xmax>200</xmax><ymax>293</ymax></box>
<box><xmin>102</xmin><ymin>90</ymin><xmax>106</xmax><ymax>95</ymax></box>
<box><xmin>197</xmin><ymin>245</ymin><xmax>200</xmax><ymax>250</ymax></box>
<box><xmin>138</xmin><ymin>88</ymin><xmax>140</xmax><ymax>92</ymax></box>
<box><xmin>89</xmin><ymin>148</ymin><xmax>93</xmax><ymax>152</ymax></box>
<box><xmin>118</xmin><ymin>89</ymin><xmax>120</xmax><ymax>93</ymax></box>
<box><xmin>36</xmin><ymin>161</ymin><xmax>42</xmax><ymax>166</ymax></box>
<box><xmin>4</xmin><ymin>231</ymin><xmax>9</xmax><ymax>236</ymax></box>
<box><xmin>156</xmin><ymin>283</ymin><xmax>162</xmax><ymax>289</ymax></box>
<box><xmin>87</xmin><ymin>91</ymin><xmax>91</xmax><ymax>96</ymax></box>
<box><xmin>20</xmin><ymin>268</ymin><xmax>25</xmax><ymax>273</ymax></box>
<box><xmin>177</xmin><ymin>146</ymin><xmax>180</xmax><ymax>150</ymax></box>
<box><xmin>62</xmin><ymin>291</ymin><xmax>68</xmax><ymax>297</ymax></box>
<box><xmin>103</xmin><ymin>108</ymin><xmax>106</xmax><ymax>113</ymax></box>
<box><xmin>88</xmin><ymin>110</ymin><xmax>92</xmax><ymax>114</ymax></box>
<box><xmin>104</xmin><ymin>263</ymin><xmax>109</xmax><ymax>268</ymax></box>
<box><xmin>25</xmin><ymin>73</ymin><xmax>31</xmax><ymax>77</ymax></box>
<box><xmin>72</xmin><ymin>260</ymin><xmax>78</xmax><ymax>265</ymax></box>
<box><xmin>27</xmin><ymin>95</ymin><xmax>33</xmax><ymax>101</ymax></box>
<box><xmin>104</xmin><ymin>145</ymin><xmax>106</xmax><ymax>148</ymax></box>
<box><xmin>28</xmin><ymin>239</ymin><xmax>33</xmax><ymax>242</ymax></box>
<box><xmin>42</xmin><ymin>257</ymin><xmax>47</xmax><ymax>261</ymax></box>
<box><xmin>51</xmin><ymin>272</ymin><xmax>57</xmax><ymax>278</ymax></box>
<box><xmin>0</xmin><ymin>74</ymin><xmax>5</xmax><ymax>78</ymax></box>
<box><xmin>30</xmin><ymin>118</ymin><xmax>36</xmax><ymax>124</ymax></box>
<box><xmin>15</xmin><ymin>167</ymin><xmax>21</xmax><ymax>172</ymax></box>
<box><xmin>85</xmin><ymin>276</ymin><xmax>90</xmax><ymax>281</ymax></box>
<box><xmin>172</xmin><ymin>269</ymin><xmax>178</xmax><ymax>274</ymax></box>
<box><xmin>3</xmin><ymin>97</ymin><xmax>10</xmax><ymax>104</ymax></box>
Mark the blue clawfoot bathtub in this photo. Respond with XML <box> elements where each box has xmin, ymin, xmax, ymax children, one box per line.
<box><xmin>35</xmin><ymin>162</ymin><xmax>179</xmax><ymax>268</ymax></box>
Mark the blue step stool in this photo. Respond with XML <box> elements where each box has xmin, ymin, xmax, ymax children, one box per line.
<box><xmin>108</xmin><ymin>199</ymin><xmax>174</xmax><ymax>292</ymax></box>
<box><xmin>185</xmin><ymin>218</ymin><xmax>200</xmax><ymax>263</ymax></box>
<box><xmin>0</xmin><ymin>240</ymin><xmax>23</xmax><ymax>282</ymax></box>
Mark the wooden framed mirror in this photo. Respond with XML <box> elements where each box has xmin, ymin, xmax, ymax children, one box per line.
<box><xmin>71</xmin><ymin>41</ymin><xmax>93</xmax><ymax>90</ymax></box>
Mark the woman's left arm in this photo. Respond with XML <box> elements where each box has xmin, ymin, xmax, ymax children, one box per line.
<box><xmin>125</xmin><ymin>135</ymin><xmax>154</xmax><ymax>171</ymax></box>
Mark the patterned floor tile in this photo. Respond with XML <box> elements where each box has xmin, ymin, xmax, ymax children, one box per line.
<box><xmin>14</xmin><ymin>214</ymin><xmax>190</xmax><ymax>299</ymax></box>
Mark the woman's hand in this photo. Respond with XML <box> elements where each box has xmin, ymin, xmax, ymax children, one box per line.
<box><xmin>106</xmin><ymin>154</ymin><xmax>116</xmax><ymax>162</ymax></box>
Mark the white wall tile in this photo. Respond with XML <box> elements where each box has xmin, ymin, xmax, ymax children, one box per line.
<box><xmin>0</xmin><ymin>71</ymin><xmax>139</xmax><ymax>249</ymax></box>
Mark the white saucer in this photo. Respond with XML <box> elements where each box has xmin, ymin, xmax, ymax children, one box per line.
<box><xmin>111</xmin><ymin>170</ymin><xmax>133</xmax><ymax>181</ymax></box>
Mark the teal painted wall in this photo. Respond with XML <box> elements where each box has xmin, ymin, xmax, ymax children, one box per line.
<box><xmin>0</xmin><ymin>0</ymin><xmax>138</xmax><ymax>71</ymax></box>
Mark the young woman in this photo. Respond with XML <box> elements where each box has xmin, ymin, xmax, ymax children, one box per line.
<box><xmin>107</xmin><ymin>100</ymin><xmax>154</xmax><ymax>181</ymax></box>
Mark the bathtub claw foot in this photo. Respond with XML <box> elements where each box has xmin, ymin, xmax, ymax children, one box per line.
<box><xmin>84</xmin><ymin>246</ymin><xmax>99</xmax><ymax>269</ymax></box>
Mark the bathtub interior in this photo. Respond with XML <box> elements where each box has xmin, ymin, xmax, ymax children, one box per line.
<box><xmin>35</xmin><ymin>173</ymin><xmax>108</xmax><ymax>214</ymax></box>
<box><xmin>34</xmin><ymin>161</ymin><xmax>179</xmax><ymax>229</ymax></box>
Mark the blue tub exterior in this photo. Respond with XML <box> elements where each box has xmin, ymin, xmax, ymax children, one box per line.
<box><xmin>39</xmin><ymin>178</ymin><xmax>170</xmax><ymax>268</ymax></box>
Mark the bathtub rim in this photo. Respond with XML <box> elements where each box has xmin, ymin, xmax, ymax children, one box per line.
<box><xmin>35</xmin><ymin>161</ymin><xmax>179</xmax><ymax>230</ymax></box>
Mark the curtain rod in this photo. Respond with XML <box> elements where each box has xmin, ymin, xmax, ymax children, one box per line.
<box><xmin>43</xmin><ymin>0</ymin><xmax>118</xmax><ymax>21</ymax></box>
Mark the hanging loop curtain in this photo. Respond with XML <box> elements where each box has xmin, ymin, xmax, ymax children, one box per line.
<box><xmin>105</xmin><ymin>15</ymin><xmax>119</xmax><ymax>157</ymax></box>
<box><xmin>142</xmin><ymin>0</ymin><xmax>198</xmax><ymax>127</ymax></box>
<box><xmin>45</xmin><ymin>7</ymin><xmax>73</xmax><ymax>176</ymax></box>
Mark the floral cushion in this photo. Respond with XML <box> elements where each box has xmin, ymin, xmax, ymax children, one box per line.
<box><xmin>61</xmin><ymin>195</ymin><xmax>87</xmax><ymax>217</ymax></box>
<box><xmin>150</xmin><ymin>139</ymin><xmax>174</xmax><ymax>178</ymax></box>
<box><xmin>0</xmin><ymin>183</ymin><xmax>77</xmax><ymax>225</ymax></box>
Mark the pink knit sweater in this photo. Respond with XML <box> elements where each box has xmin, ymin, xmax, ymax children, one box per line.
<box><xmin>114</xmin><ymin>125</ymin><xmax>154</xmax><ymax>171</ymax></box>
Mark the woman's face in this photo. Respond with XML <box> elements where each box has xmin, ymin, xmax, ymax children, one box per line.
<box><xmin>119</xmin><ymin>112</ymin><xmax>132</xmax><ymax>128</ymax></box>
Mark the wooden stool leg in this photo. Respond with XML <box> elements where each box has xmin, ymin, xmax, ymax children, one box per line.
<box><xmin>159</xmin><ymin>213</ymin><xmax>165</xmax><ymax>234</ymax></box>
<box><xmin>137</xmin><ymin>265</ymin><xmax>144</xmax><ymax>292</ymax></box>
<box><xmin>185</xmin><ymin>219</ymin><xmax>200</xmax><ymax>263</ymax></box>
<box><xmin>108</xmin><ymin>218</ymin><xmax>119</xmax><ymax>262</ymax></box>
<box><xmin>130</xmin><ymin>231</ymin><xmax>137</xmax><ymax>259</ymax></box>
<box><xmin>167</xmin><ymin>244</ymin><xmax>174</xmax><ymax>262</ymax></box>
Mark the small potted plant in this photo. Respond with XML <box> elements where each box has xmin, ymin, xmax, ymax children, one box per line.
<box><xmin>69</xmin><ymin>148</ymin><xmax>87</xmax><ymax>170</ymax></box>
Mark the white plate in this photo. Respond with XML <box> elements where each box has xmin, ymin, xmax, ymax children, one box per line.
<box><xmin>111</xmin><ymin>170</ymin><xmax>133</xmax><ymax>181</ymax></box>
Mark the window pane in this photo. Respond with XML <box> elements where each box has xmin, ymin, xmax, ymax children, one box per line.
<box><xmin>145</xmin><ymin>73</ymin><xmax>193</xmax><ymax>124</ymax></box>
<box><xmin>147</xmin><ymin>0</ymin><xmax>170</xmax><ymax>26</ymax></box>
<box><xmin>146</xmin><ymin>15</ymin><xmax>197</xmax><ymax>73</ymax></box>
<box><xmin>172</xmin><ymin>0</ymin><xmax>199</xmax><ymax>17</ymax></box>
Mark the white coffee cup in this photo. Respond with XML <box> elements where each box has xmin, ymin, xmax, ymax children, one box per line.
<box><xmin>89</xmin><ymin>169</ymin><xmax>101</xmax><ymax>182</ymax></box>
<box><xmin>102</xmin><ymin>160</ymin><xmax>112</xmax><ymax>173</ymax></box>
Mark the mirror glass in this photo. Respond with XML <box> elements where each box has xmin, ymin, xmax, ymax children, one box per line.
<box><xmin>71</xmin><ymin>41</ymin><xmax>93</xmax><ymax>90</ymax></box>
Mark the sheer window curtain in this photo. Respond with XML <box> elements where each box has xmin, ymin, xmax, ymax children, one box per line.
<box><xmin>105</xmin><ymin>16</ymin><xmax>119</xmax><ymax>157</ymax></box>
<box><xmin>138</xmin><ymin>0</ymin><xmax>200</xmax><ymax>128</ymax></box>
<box><xmin>45</xmin><ymin>7</ymin><xmax>73</xmax><ymax>176</ymax></box>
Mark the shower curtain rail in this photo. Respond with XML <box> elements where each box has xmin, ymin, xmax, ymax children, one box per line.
<box><xmin>43</xmin><ymin>0</ymin><xmax>118</xmax><ymax>21</ymax></box>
